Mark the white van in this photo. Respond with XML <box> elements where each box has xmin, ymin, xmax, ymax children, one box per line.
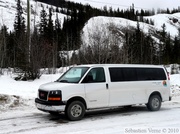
<box><xmin>35</xmin><ymin>64</ymin><xmax>171</xmax><ymax>121</ymax></box>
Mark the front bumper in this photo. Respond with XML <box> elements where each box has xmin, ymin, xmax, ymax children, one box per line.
<box><xmin>35</xmin><ymin>98</ymin><xmax>66</xmax><ymax>112</ymax></box>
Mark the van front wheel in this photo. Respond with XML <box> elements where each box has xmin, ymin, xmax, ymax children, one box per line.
<box><xmin>147</xmin><ymin>95</ymin><xmax>161</xmax><ymax>111</ymax></box>
<box><xmin>66</xmin><ymin>101</ymin><xmax>85</xmax><ymax>121</ymax></box>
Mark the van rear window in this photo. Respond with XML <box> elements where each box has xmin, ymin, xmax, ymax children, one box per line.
<box><xmin>109</xmin><ymin>68</ymin><xmax>166</xmax><ymax>82</ymax></box>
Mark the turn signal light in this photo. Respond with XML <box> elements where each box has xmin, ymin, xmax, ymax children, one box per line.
<box><xmin>48</xmin><ymin>97</ymin><xmax>61</xmax><ymax>101</ymax></box>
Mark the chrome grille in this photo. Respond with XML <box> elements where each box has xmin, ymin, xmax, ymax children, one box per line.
<box><xmin>39</xmin><ymin>90</ymin><xmax>48</xmax><ymax>101</ymax></box>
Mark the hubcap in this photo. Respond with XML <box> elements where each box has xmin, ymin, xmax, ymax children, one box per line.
<box><xmin>152</xmin><ymin>98</ymin><xmax>159</xmax><ymax>108</ymax></box>
<box><xmin>71</xmin><ymin>104</ymin><xmax>82</xmax><ymax>118</ymax></box>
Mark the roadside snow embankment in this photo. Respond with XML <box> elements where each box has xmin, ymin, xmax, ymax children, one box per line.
<box><xmin>170</xmin><ymin>74</ymin><xmax>180</xmax><ymax>97</ymax></box>
<box><xmin>0</xmin><ymin>94</ymin><xmax>30</xmax><ymax>112</ymax></box>
<box><xmin>0</xmin><ymin>74</ymin><xmax>61</xmax><ymax>112</ymax></box>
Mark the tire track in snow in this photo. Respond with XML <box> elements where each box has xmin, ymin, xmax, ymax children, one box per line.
<box><xmin>0</xmin><ymin>112</ymin><xmax>69</xmax><ymax>134</ymax></box>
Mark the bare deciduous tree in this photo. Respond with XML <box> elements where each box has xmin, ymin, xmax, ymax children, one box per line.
<box><xmin>79</xmin><ymin>18</ymin><xmax>124</xmax><ymax>64</ymax></box>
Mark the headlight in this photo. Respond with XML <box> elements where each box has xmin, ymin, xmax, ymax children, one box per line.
<box><xmin>49</xmin><ymin>90</ymin><xmax>61</xmax><ymax>95</ymax></box>
<box><xmin>48</xmin><ymin>90</ymin><xmax>61</xmax><ymax>101</ymax></box>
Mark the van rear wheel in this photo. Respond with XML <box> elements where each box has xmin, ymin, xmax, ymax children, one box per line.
<box><xmin>66</xmin><ymin>101</ymin><xmax>85</xmax><ymax>121</ymax></box>
<box><xmin>147</xmin><ymin>95</ymin><xmax>161</xmax><ymax>111</ymax></box>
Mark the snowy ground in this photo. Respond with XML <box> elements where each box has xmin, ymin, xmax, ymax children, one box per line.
<box><xmin>0</xmin><ymin>73</ymin><xmax>180</xmax><ymax>134</ymax></box>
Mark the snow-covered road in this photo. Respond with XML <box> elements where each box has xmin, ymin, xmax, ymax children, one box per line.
<box><xmin>0</xmin><ymin>97</ymin><xmax>180</xmax><ymax>134</ymax></box>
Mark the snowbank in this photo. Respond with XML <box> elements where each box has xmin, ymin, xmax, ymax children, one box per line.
<box><xmin>0</xmin><ymin>74</ymin><xmax>61</xmax><ymax>112</ymax></box>
<box><xmin>170</xmin><ymin>74</ymin><xmax>180</xmax><ymax>97</ymax></box>
<box><xmin>0</xmin><ymin>94</ymin><xmax>29</xmax><ymax>112</ymax></box>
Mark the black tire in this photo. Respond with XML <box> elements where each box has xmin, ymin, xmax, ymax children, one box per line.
<box><xmin>147</xmin><ymin>95</ymin><xmax>161</xmax><ymax>111</ymax></box>
<box><xmin>66</xmin><ymin>101</ymin><xmax>85</xmax><ymax>121</ymax></box>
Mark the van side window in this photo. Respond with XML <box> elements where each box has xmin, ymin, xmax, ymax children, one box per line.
<box><xmin>82</xmin><ymin>68</ymin><xmax>106</xmax><ymax>83</ymax></box>
<box><xmin>109</xmin><ymin>68</ymin><xmax>137</xmax><ymax>82</ymax></box>
<box><xmin>122</xmin><ymin>68</ymin><xmax>137</xmax><ymax>81</ymax></box>
<box><xmin>136</xmin><ymin>68</ymin><xmax>166</xmax><ymax>80</ymax></box>
<box><xmin>109</xmin><ymin>67</ymin><xmax>166</xmax><ymax>82</ymax></box>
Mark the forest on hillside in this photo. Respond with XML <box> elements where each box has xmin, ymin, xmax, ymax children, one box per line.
<box><xmin>0</xmin><ymin>0</ymin><xmax>180</xmax><ymax>80</ymax></box>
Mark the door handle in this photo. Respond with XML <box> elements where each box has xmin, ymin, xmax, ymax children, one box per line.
<box><xmin>106</xmin><ymin>83</ymin><xmax>109</xmax><ymax>89</ymax></box>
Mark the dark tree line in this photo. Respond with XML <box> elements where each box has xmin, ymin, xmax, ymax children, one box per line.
<box><xmin>0</xmin><ymin>0</ymin><xmax>180</xmax><ymax>79</ymax></box>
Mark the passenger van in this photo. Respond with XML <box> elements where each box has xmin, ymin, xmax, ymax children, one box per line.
<box><xmin>35</xmin><ymin>64</ymin><xmax>171</xmax><ymax>121</ymax></box>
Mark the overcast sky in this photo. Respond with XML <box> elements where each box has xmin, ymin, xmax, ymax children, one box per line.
<box><xmin>68</xmin><ymin>0</ymin><xmax>180</xmax><ymax>10</ymax></box>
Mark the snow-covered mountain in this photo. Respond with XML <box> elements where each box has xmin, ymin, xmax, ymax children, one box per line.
<box><xmin>0</xmin><ymin>0</ymin><xmax>180</xmax><ymax>40</ymax></box>
<box><xmin>145</xmin><ymin>13</ymin><xmax>180</xmax><ymax>36</ymax></box>
<box><xmin>0</xmin><ymin>0</ymin><xmax>66</xmax><ymax>32</ymax></box>
<box><xmin>82</xmin><ymin>13</ymin><xmax>180</xmax><ymax>47</ymax></box>
<box><xmin>67</xmin><ymin>0</ymin><xmax>180</xmax><ymax>11</ymax></box>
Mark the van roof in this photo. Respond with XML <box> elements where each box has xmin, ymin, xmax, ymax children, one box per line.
<box><xmin>75</xmin><ymin>64</ymin><xmax>164</xmax><ymax>68</ymax></box>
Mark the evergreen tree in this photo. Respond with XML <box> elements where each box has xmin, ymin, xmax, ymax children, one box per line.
<box><xmin>47</xmin><ymin>7</ymin><xmax>56</xmax><ymax>72</ymax></box>
<box><xmin>0</xmin><ymin>26</ymin><xmax>8</xmax><ymax>70</ymax></box>
<box><xmin>145</xmin><ymin>33</ymin><xmax>156</xmax><ymax>64</ymax></box>
<box><xmin>14</xmin><ymin>0</ymin><xmax>27</xmax><ymax>71</ymax></box>
<box><xmin>158</xmin><ymin>23</ymin><xmax>167</xmax><ymax>64</ymax></box>
<box><xmin>163</xmin><ymin>33</ymin><xmax>172</xmax><ymax>64</ymax></box>
<box><xmin>39</xmin><ymin>7</ymin><xmax>48</xmax><ymax>37</ymax></box>
<box><xmin>172</xmin><ymin>29</ymin><xmax>180</xmax><ymax>63</ymax></box>
<box><xmin>39</xmin><ymin>7</ymin><xmax>49</xmax><ymax>68</ymax></box>
<box><xmin>125</xmin><ymin>31</ymin><xmax>135</xmax><ymax>64</ymax></box>
<box><xmin>55</xmin><ymin>13</ymin><xmax>62</xmax><ymax>67</ymax></box>
<box><xmin>6</xmin><ymin>32</ymin><xmax>15</xmax><ymax>67</ymax></box>
<box><xmin>47</xmin><ymin>7</ymin><xmax>54</xmax><ymax>42</ymax></box>
<box><xmin>133</xmin><ymin>22</ymin><xmax>143</xmax><ymax>63</ymax></box>
<box><xmin>14</xmin><ymin>0</ymin><xmax>26</xmax><ymax>37</ymax></box>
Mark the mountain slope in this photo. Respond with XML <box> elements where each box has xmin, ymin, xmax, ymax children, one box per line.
<box><xmin>145</xmin><ymin>13</ymin><xmax>180</xmax><ymax>36</ymax></box>
<box><xmin>0</xmin><ymin>0</ymin><xmax>66</xmax><ymax>31</ymax></box>
<box><xmin>1</xmin><ymin>0</ymin><xmax>179</xmax><ymax>36</ymax></box>
<box><xmin>82</xmin><ymin>13</ymin><xmax>180</xmax><ymax>47</ymax></box>
<box><xmin>67</xmin><ymin>0</ymin><xmax>180</xmax><ymax>10</ymax></box>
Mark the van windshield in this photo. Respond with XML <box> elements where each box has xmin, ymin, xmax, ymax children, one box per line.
<box><xmin>57</xmin><ymin>67</ymin><xmax>89</xmax><ymax>83</ymax></box>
